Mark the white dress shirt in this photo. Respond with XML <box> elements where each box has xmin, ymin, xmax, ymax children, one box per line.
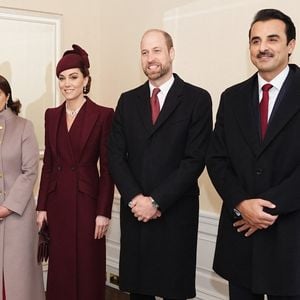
<box><xmin>258</xmin><ymin>65</ymin><xmax>289</xmax><ymax>121</ymax></box>
<box><xmin>149</xmin><ymin>75</ymin><xmax>175</xmax><ymax>110</ymax></box>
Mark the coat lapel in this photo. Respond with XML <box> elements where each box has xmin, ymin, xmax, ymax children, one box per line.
<box><xmin>49</xmin><ymin>104</ymin><xmax>64</xmax><ymax>157</ymax></box>
<box><xmin>259</xmin><ymin>65</ymin><xmax>300</xmax><ymax>154</ymax></box>
<box><xmin>135</xmin><ymin>74</ymin><xmax>184</xmax><ymax>136</ymax></box>
<box><xmin>49</xmin><ymin>99</ymin><xmax>99</xmax><ymax>162</ymax></box>
<box><xmin>232</xmin><ymin>75</ymin><xmax>261</xmax><ymax>156</ymax></box>
<box><xmin>153</xmin><ymin>74</ymin><xmax>183</xmax><ymax>132</ymax></box>
<box><xmin>78</xmin><ymin>98</ymin><xmax>99</xmax><ymax>159</ymax></box>
<box><xmin>136</xmin><ymin>83</ymin><xmax>153</xmax><ymax>134</ymax></box>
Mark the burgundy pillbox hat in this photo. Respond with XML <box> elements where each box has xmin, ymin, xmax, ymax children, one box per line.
<box><xmin>56</xmin><ymin>44</ymin><xmax>90</xmax><ymax>77</ymax></box>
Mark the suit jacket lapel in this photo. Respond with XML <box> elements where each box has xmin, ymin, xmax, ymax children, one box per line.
<box><xmin>260</xmin><ymin>66</ymin><xmax>300</xmax><ymax>153</ymax></box>
<box><xmin>232</xmin><ymin>75</ymin><xmax>261</xmax><ymax>156</ymax></box>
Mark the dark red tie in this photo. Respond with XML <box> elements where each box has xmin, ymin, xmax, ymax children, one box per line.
<box><xmin>151</xmin><ymin>88</ymin><xmax>160</xmax><ymax>124</ymax></box>
<box><xmin>260</xmin><ymin>83</ymin><xmax>273</xmax><ymax>139</ymax></box>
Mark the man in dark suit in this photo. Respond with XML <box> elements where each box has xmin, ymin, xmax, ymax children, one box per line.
<box><xmin>206</xmin><ymin>9</ymin><xmax>300</xmax><ymax>299</ymax></box>
<box><xmin>108</xmin><ymin>29</ymin><xmax>212</xmax><ymax>300</ymax></box>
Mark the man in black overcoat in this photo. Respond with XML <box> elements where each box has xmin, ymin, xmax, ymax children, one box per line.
<box><xmin>206</xmin><ymin>9</ymin><xmax>300</xmax><ymax>299</ymax></box>
<box><xmin>108</xmin><ymin>29</ymin><xmax>212</xmax><ymax>300</ymax></box>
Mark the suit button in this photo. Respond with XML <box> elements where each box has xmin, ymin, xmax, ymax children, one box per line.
<box><xmin>57</xmin><ymin>166</ymin><xmax>61</xmax><ymax>171</ymax></box>
<box><xmin>71</xmin><ymin>166</ymin><xmax>76</xmax><ymax>171</ymax></box>
<box><xmin>256</xmin><ymin>168</ymin><xmax>263</xmax><ymax>175</ymax></box>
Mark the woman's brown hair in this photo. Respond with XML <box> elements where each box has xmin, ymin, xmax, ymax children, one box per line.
<box><xmin>0</xmin><ymin>75</ymin><xmax>21</xmax><ymax>115</ymax></box>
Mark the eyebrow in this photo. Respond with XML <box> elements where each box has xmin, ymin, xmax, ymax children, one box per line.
<box><xmin>267</xmin><ymin>34</ymin><xmax>280</xmax><ymax>39</ymax></box>
<box><xmin>59</xmin><ymin>72</ymin><xmax>79</xmax><ymax>77</ymax></box>
<box><xmin>250</xmin><ymin>34</ymin><xmax>280</xmax><ymax>42</ymax></box>
<box><xmin>141</xmin><ymin>46</ymin><xmax>162</xmax><ymax>52</ymax></box>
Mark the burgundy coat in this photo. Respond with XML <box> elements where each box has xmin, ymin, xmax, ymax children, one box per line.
<box><xmin>37</xmin><ymin>98</ymin><xmax>114</xmax><ymax>300</ymax></box>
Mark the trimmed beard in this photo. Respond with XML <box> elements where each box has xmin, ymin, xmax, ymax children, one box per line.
<box><xmin>143</xmin><ymin>64</ymin><xmax>171</xmax><ymax>81</ymax></box>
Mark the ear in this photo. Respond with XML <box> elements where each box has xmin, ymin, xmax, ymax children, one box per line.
<box><xmin>288</xmin><ymin>39</ymin><xmax>296</xmax><ymax>55</ymax></box>
<box><xmin>83</xmin><ymin>76</ymin><xmax>89</xmax><ymax>87</ymax></box>
<box><xmin>169</xmin><ymin>47</ymin><xmax>175</xmax><ymax>61</ymax></box>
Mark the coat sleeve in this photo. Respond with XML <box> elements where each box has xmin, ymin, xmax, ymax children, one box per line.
<box><xmin>206</xmin><ymin>94</ymin><xmax>251</xmax><ymax>214</ymax></box>
<box><xmin>108</xmin><ymin>95</ymin><xmax>143</xmax><ymax>205</ymax></box>
<box><xmin>36</xmin><ymin>109</ymin><xmax>52</xmax><ymax>211</ymax></box>
<box><xmin>3</xmin><ymin>120</ymin><xmax>39</xmax><ymax>216</ymax></box>
<box><xmin>96</xmin><ymin>108</ymin><xmax>115</xmax><ymax>217</ymax></box>
<box><xmin>151</xmin><ymin>91</ymin><xmax>213</xmax><ymax>212</ymax></box>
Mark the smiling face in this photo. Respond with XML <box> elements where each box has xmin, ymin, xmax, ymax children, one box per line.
<box><xmin>140</xmin><ymin>30</ymin><xmax>174</xmax><ymax>86</ymax></box>
<box><xmin>58</xmin><ymin>68</ymin><xmax>88</xmax><ymax>102</ymax></box>
<box><xmin>249</xmin><ymin>19</ymin><xmax>296</xmax><ymax>81</ymax></box>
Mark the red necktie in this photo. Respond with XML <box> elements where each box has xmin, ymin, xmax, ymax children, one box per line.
<box><xmin>260</xmin><ymin>83</ymin><xmax>273</xmax><ymax>140</ymax></box>
<box><xmin>151</xmin><ymin>88</ymin><xmax>160</xmax><ymax>124</ymax></box>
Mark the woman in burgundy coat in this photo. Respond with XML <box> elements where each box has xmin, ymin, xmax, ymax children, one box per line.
<box><xmin>36</xmin><ymin>44</ymin><xmax>114</xmax><ymax>300</ymax></box>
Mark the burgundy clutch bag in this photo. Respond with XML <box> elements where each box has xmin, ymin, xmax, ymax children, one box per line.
<box><xmin>37</xmin><ymin>221</ymin><xmax>50</xmax><ymax>264</ymax></box>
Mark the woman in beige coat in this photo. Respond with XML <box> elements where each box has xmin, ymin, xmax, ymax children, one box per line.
<box><xmin>0</xmin><ymin>75</ymin><xmax>45</xmax><ymax>300</ymax></box>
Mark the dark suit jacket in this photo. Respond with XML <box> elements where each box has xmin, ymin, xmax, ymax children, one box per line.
<box><xmin>108</xmin><ymin>74</ymin><xmax>212</xmax><ymax>298</ymax></box>
<box><xmin>206</xmin><ymin>64</ymin><xmax>300</xmax><ymax>295</ymax></box>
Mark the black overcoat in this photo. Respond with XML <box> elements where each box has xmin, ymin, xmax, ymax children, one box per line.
<box><xmin>206</xmin><ymin>64</ymin><xmax>300</xmax><ymax>296</ymax></box>
<box><xmin>108</xmin><ymin>74</ymin><xmax>212</xmax><ymax>298</ymax></box>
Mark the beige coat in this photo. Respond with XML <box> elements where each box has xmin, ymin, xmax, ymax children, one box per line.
<box><xmin>0</xmin><ymin>108</ymin><xmax>44</xmax><ymax>300</ymax></box>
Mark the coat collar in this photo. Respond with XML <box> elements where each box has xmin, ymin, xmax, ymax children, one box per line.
<box><xmin>78</xmin><ymin>98</ymin><xmax>99</xmax><ymax>159</ymax></box>
<box><xmin>136</xmin><ymin>73</ymin><xmax>185</xmax><ymax>135</ymax></box>
<box><xmin>231</xmin><ymin>74</ymin><xmax>261</xmax><ymax>156</ymax></box>
<box><xmin>260</xmin><ymin>64</ymin><xmax>300</xmax><ymax>153</ymax></box>
<box><xmin>232</xmin><ymin>64</ymin><xmax>300</xmax><ymax>157</ymax></box>
<box><xmin>48</xmin><ymin>104</ymin><xmax>63</xmax><ymax>157</ymax></box>
<box><xmin>0</xmin><ymin>108</ymin><xmax>17</xmax><ymax>121</ymax></box>
<box><xmin>49</xmin><ymin>97</ymin><xmax>99</xmax><ymax>161</ymax></box>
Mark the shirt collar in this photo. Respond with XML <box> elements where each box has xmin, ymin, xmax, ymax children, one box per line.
<box><xmin>149</xmin><ymin>75</ymin><xmax>175</xmax><ymax>96</ymax></box>
<box><xmin>258</xmin><ymin>65</ymin><xmax>289</xmax><ymax>91</ymax></box>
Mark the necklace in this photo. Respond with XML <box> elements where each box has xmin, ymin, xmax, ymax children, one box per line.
<box><xmin>66</xmin><ymin>99</ymin><xmax>86</xmax><ymax>118</ymax></box>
